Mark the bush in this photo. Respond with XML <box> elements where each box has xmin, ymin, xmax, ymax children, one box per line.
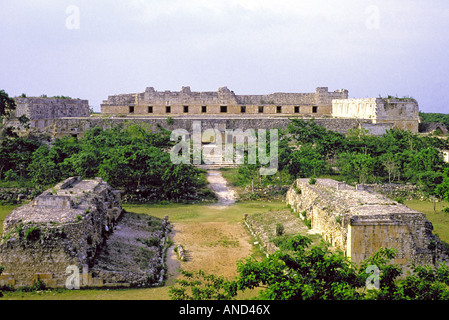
<box><xmin>309</xmin><ymin>177</ymin><xmax>317</xmax><ymax>185</ymax></box>
<box><xmin>4</xmin><ymin>170</ymin><xmax>19</xmax><ymax>182</ymax></box>
<box><xmin>25</xmin><ymin>227</ymin><xmax>41</xmax><ymax>242</ymax></box>
<box><xmin>166</xmin><ymin>116</ymin><xmax>174</xmax><ymax>125</ymax></box>
<box><xmin>394</xmin><ymin>197</ymin><xmax>405</xmax><ymax>204</ymax></box>
<box><xmin>275</xmin><ymin>223</ymin><xmax>285</xmax><ymax>236</ymax></box>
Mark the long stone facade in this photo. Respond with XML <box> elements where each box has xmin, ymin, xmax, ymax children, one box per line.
<box><xmin>286</xmin><ymin>178</ymin><xmax>449</xmax><ymax>270</ymax></box>
<box><xmin>101</xmin><ymin>86</ymin><xmax>349</xmax><ymax>116</ymax></box>
<box><xmin>3</xmin><ymin>86</ymin><xmax>425</xmax><ymax>140</ymax></box>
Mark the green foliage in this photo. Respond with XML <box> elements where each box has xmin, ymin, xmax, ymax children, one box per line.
<box><xmin>169</xmin><ymin>269</ymin><xmax>237</xmax><ymax>300</ymax></box>
<box><xmin>23</xmin><ymin>124</ymin><xmax>204</xmax><ymax>202</ymax></box>
<box><xmin>170</xmin><ymin>235</ymin><xmax>449</xmax><ymax>300</ymax></box>
<box><xmin>309</xmin><ymin>176</ymin><xmax>317</xmax><ymax>185</ymax></box>
<box><xmin>24</xmin><ymin>226</ymin><xmax>41</xmax><ymax>242</ymax></box>
<box><xmin>166</xmin><ymin>116</ymin><xmax>174</xmax><ymax>125</ymax></box>
<box><xmin>420</xmin><ymin>112</ymin><xmax>449</xmax><ymax>131</ymax></box>
<box><xmin>0</xmin><ymin>90</ymin><xmax>16</xmax><ymax>118</ymax></box>
<box><xmin>275</xmin><ymin>223</ymin><xmax>284</xmax><ymax>236</ymax></box>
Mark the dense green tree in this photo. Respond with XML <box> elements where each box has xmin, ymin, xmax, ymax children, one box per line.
<box><xmin>0</xmin><ymin>90</ymin><xmax>15</xmax><ymax>118</ymax></box>
<box><xmin>337</xmin><ymin>152</ymin><xmax>376</xmax><ymax>184</ymax></box>
<box><xmin>289</xmin><ymin>144</ymin><xmax>328</xmax><ymax>178</ymax></box>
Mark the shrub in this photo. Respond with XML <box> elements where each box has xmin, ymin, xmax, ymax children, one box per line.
<box><xmin>293</xmin><ymin>185</ymin><xmax>301</xmax><ymax>194</ymax></box>
<box><xmin>394</xmin><ymin>197</ymin><xmax>405</xmax><ymax>204</ymax></box>
<box><xmin>275</xmin><ymin>223</ymin><xmax>285</xmax><ymax>236</ymax></box>
<box><xmin>25</xmin><ymin>227</ymin><xmax>41</xmax><ymax>242</ymax></box>
<box><xmin>309</xmin><ymin>177</ymin><xmax>317</xmax><ymax>185</ymax></box>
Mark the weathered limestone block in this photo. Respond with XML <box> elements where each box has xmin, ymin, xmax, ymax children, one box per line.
<box><xmin>13</xmin><ymin>97</ymin><xmax>90</xmax><ymax>120</ymax></box>
<box><xmin>0</xmin><ymin>177</ymin><xmax>122</xmax><ymax>287</ymax></box>
<box><xmin>332</xmin><ymin>97</ymin><xmax>420</xmax><ymax>133</ymax></box>
<box><xmin>286</xmin><ymin>178</ymin><xmax>449</xmax><ymax>270</ymax></box>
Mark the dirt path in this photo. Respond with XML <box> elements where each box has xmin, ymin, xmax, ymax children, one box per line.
<box><xmin>165</xmin><ymin>170</ymin><xmax>250</xmax><ymax>284</ymax></box>
<box><xmin>206</xmin><ymin>170</ymin><xmax>237</xmax><ymax>206</ymax></box>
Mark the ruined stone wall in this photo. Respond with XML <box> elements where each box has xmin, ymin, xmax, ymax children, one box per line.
<box><xmin>0</xmin><ymin>177</ymin><xmax>122</xmax><ymax>287</ymax></box>
<box><xmin>286</xmin><ymin>179</ymin><xmax>448</xmax><ymax>269</ymax></box>
<box><xmin>36</xmin><ymin>116</ymin><xmax>368</xmax><ymax>140</ymax></box>
<box><xmin>332</xmin><ymin>98</ymin><xmax>420</xmax><ymax>133</ymax></box>
<box><xmin>14</xmin><ymin>97</ymin><xmax>90</xmax><ymax>120</ymax></box>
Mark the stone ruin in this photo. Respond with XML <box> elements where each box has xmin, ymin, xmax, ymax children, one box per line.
<box><xmin>0</xmin><ymin>177</ymin><xmax>170</xmax><ymax>289</ymax></box>
<box><xmin>286</xmin><ymin>178</ymin><xmax>449</xmax><ymax>271</ymax></box>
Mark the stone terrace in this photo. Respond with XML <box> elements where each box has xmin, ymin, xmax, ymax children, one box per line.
<box><xmin>286</xmin><ymin>178</ymin><xmax>449</xmax><ymax>269</ymax></box>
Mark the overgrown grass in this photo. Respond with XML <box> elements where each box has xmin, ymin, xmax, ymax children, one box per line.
<box><xmin>122</xmin><ymin>200</ymin><xmax>286</xmax><ymax>224</ymax></box>
<box><xmin>0</xmin><ymin>205</ymin><xmax>18</xmax><ymax>232</ymax></box>
<box><xmin>405</xmin><ymin>199</ymin><xmax>449</xmax><ymax>244</ymax></box>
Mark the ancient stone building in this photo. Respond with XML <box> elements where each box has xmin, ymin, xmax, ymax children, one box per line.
<box><xmin>286</xmin><ymin>178</ymin><xmax>448</xmax><ymax>270</ymax></box>
<box><xmin>2</xmin><ymin>86</ymin><xmax>428</xmax><ymax>140</ymax></box>
<box><xmin>332</xmin><ymin>97</ymin><xmax>420</xmax><ymax>133</ymax></box>
<box><xmin>100</xmin><ymin>86</ymin><xmax>349</xmax><ymax>116</ymax></box>
<box><xmin>0</xmin><ymin>177</ymin><xmax>122</xmax><ymax>288</ymax></box>
<box><xmin>10</xmin><ymin>97</ymin><xmax>90</xmax><ymax>131</ymax></box>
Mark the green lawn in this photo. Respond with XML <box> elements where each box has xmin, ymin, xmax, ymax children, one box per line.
<box><xmin>404</xmin><ymin>199</ymin><xmax>449</xmax><ymax>244</ymax></box>
<box><xmin>0</xmin><ymin>205</ymin><xmax>18</xmax><ymax>232</ymax></box>
<box><xmin>123</xmin><ymin>200</ymin><xmax>286</xmax><ymax>223</ymax></box>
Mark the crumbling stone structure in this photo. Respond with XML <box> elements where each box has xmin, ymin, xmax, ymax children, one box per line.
<box><xmin>101</xmin><ymin>86</ymin><xmax>349</xmax><ymax>116</ymax></box>
<box><xmin>332</xmin><ymin>97</ymin><xmax>420</xmax><ymax>133</ymax></box>
<box><xmin>0</xmin><ymin>177</ymin><xmax>122</xmax><ymax>288</ymax></box>
<box><xmin>14</xmin><ymin>97</ymin><xmax>90</xmax><ymax>120</ymax></box>
<box><xmin>286</xmin><ymin>178</ymin><xmax>449</xmax><ymax>270</ymax></box>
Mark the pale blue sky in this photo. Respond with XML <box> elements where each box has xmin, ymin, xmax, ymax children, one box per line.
<box><xmin>1</xmin><ymin>0</ymin><xmax>448</xmax><ymax>113</ymax></box>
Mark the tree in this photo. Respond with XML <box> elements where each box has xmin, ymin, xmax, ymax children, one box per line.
<box><xmin>337</xmin><ymin>152</ymin><xmax>375</xmax><ymax>184</ymax></box>
<box><xmin>289</xmin><ymin>144</ymin><xmax>328</xmax><ymax>178</ymax></box>
<box><xmin>0</xmin><ymin>90</ymin><xmax>16</xmax><ymax>118</ymax></box>
<box><xmin>381</xmin><ymin>153</ymin><xmax>400</xmax><ymax>184</ymax></box>
<box><xmin>435</xmin><ymin>168</ymin><xmax>449</xmax><ymax>203</ymax></box>
<box><xmin>288</xmin><ymin>118</ymin><xmax>346</xmax><ymax>160</ymax></box>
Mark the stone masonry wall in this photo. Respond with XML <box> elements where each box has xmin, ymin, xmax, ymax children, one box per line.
<box><xmin>101</xmin><ymin>86</ymin><xmax>348</xmax><ymax>115</ymax></box>
<box><xmin>32</xmin><ymin>116</ymin><xmax>369</xmax><ymax>140</ymax></box>
<box><xmin>286</xmin><ymin>178</ymin><xmax>449</xmax><ymax>270</ymax></box>
<box><xmin>0</xmin><ymin>177</ymin><xmax>122</xmax><ymax>287</ymax></box>
<box><xmin>332</xmin><ymin>98</ymin><xmax>420</xmax><ymax>133</ymax></box>
<box><xmin>14</xmin><ymin>97</ymin><xmax>90</xmax><ymax>120</ymax></box>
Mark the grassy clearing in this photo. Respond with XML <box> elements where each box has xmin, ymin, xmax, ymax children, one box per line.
<box><xmin>0</xmin><ymin>205</ymin><xmax>18</xmax><ymax>232</ymax></box>
<box><xmin>122</xmin><ymin>200</ymin><xmax>286</xmax><ymax>224</ymax></box>
<box><xmin>404</xmin><ymin>199</ymin><xmax>449</xmax><ymax>244</ymax></box>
